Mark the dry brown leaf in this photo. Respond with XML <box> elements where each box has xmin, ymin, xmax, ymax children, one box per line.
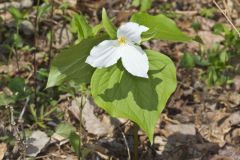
<box><xmin>82</xmin><ymin>98</ymin><xmax>117</xmax><ymax>137</ymax></box>
<box><xmin>165</xmin><ymin>124</ymin><xmax>196</xmax><ymax>136</ymax></box>
<box><xmin>26</xmin><ymin>130</ymin><xmax>50</xmax><ymax>157</ymax></box>
<box><xmin>233</xmin><ymin>76</ymin><xmax>240</xmax><ymax>91</ymax></box>
<box><xmin>69</xmin><ymin>97</ymin><xmax>119</xmax><ymax>137</ymax></box>
<box><xmin>196</xmin><ymin>111</ymin><xmax>240</xmax><ymax>147</ymax></box>
<box><xmin>198</xmin><ymin>31</ymin><xmax>224</xmax><ymax>48</ymax></box>
<box><xmin>51</xmin><ymin>133</ymin><xmax>69</xmax><ymax>146</ymax></box>
<box><xmin>0</xmin><ymin>143</ymin><xmax>7</xmax><ymax>160</ymax></box>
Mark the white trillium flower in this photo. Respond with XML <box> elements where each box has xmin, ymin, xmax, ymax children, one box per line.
<box><xmin>85</xmin><ymin>22</ymin><xmax>150</xmax><ymax>78</ymax></box>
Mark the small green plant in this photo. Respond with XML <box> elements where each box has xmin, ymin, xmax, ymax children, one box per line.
<box><xmin>200</xmin><ymin>7</ymin><xmax>217</xmax><ymax>18</ymax></box>
<box><xmin>7</xmin><ymin>7</ymin><xmax>27</xmax><ymax>68</ymax></box>
<box><xmin>203</xmin><ymin>45</ymin><xmax>232</xmax><ymax>85</ymax></box>
<box><xmin>47</xmin><ymin>9</ymin><xmax>191</xmax><ymax>159</ymax></box>
<box><xmin>132</xmin><ymin>0</ymin><xmax>153</xmax><ymax>11</ymax></box>
<box><xmin>70</xmin><ymin>13</ymin><xmax>93</xmax><ymax>44</ymax></box>
<box><xmin>181</xmin><ymin>23</ymin><xmax>240</xmax><ymax>85</ymax></box>
<box><xmin>191</xmin><ymin>21</ymin><xmax>202</xmax><ymax>31</ymax></box>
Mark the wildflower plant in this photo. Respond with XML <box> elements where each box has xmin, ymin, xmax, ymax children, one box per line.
<box><xmin>47</xmin><ymin>9</ymin><xmax>191</xmax><ymax>143</ymax></box>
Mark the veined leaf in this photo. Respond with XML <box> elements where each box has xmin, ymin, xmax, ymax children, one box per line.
<box><xmin>131</xmin><ymin>12</ymin><xmax>192</xmax><ymax>42</ymax></box>
<box><xmin>102</xmin><ymin>8</ymin><xmax>117</xmax><ymax>39</ymax></box>
<box><xmin>91</xmin><ymin>50</ymin><xmax>177</xmax><ymax>143</ymax></box>
<box><xmin>46</xmin><ymin>34</ymin><xmax>108</xmax><ymax>88</ymax></box>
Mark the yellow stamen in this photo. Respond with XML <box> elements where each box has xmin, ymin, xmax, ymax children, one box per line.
<box><xmin>118</xmin><ymin>37</ymin><xmax>126</xmax><ymax>45</ymax></box>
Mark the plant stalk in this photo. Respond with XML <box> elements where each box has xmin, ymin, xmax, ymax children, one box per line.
<box><xmin>73</xmin><ymin>93</ymin><xmax>86</xmax><ymax>160</ymax></box>
<box><xmin>133</xmin><ymin>123</ymin><xmax>139</xmax><ymax>160</ymax></box>
<box><xmin>48</xmin><ymin>0</ymin><xmax>54</xmax><ymax>66</ymax></box>
<box><xmin>78</xmin><ymin>95</ymin><xmax>84</xmax><ymax>160</ymax></box>
<box><xmin>33</xmin><ymin>0</ymin><xmax>40</xmax><ymax>108</ymax></box>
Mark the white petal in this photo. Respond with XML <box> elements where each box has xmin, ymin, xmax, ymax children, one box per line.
<box><xmin>86</xmin><ymin>40</ymin><xmax>121</xmax><ymax>68</ymax></box>
<box><xmin>117</xmin><ymin>22</ymin><xmax>149</xmax><ymax>44</ymax></box>
<box><xmin>120</xmin><ymin>44</ymin><xmax>149</xmax><ymax>78</ymax></box>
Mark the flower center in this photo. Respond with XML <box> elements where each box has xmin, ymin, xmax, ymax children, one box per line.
<box><xmin>118</xmin><ymin>37</ymin><xmax>126</xmax><ymax>45</ymax></box>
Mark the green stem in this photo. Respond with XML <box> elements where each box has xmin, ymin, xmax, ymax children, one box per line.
<box><xmin>73</xmin><ymin>94</ymin><xmax>86</xmax><ymax>160</ymax></box>
<box><xmin>78</xmin><ymin>95</ymin><xmax>84</xmax><ymax>160</ymax></box>
<box><xmin>133</xmin><ymin>123</ymin><xmax>139</xmax><ymax>160</ymax></box>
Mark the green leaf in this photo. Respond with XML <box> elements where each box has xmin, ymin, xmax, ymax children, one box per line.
<box><xmin>69</xmin><ymin>132</ymin><xmax>80</xmax><ymax>156</ymax></box>
<box><xmin>208</xmin><ymin>67</ymin><xmax>218</xmax><ymax>85</ymax></box>
<box><xmin>193</xmin><ymin>55</ymin><xmax>209</xmax><ymax>67</ymax></box>
<box><xmin>8</xmin><ymin>77</ymin><xmax>25</xmax><ymax>95</ymax></box>
<box><xmin>37</xmin><ymin>3</ymin><xmax>51</xmax><ymax>20</ymax></box>
<box><xmin>131</xmin><ymin>12</ymin><xmax>192</xmax><ymax>42</ymax></box>
<box><xmin>92</xmin><ymin>23</ymin><xmax>103</xmax><ymax>35</ymax></box>
<box><xmin>12</xmin><ymin>33</ymin><xmax>23</xmax><ymax>48</ymax></box>
<box><xmin>55</xmin><ymin>123</ymin><xmax>76</xmax><ymax>138</ymax></box>
<box><xmin>180</xmin><ymin>53</ymin><xmax>195</xmax><ymax>68</ymax></box>
<box><xmin>0</xmin><ymin>92</ymin><xmax>15</xmax><ymax>106</ymax></box>
<box><xmin>8</xmin><ymin>7</ymin><xmax>23</xmax><ymax>21</ymax></box>
<box><xmin>180</xmin><ymin>53</ymin><xmax>209</xmax><ymax>68</ymax></box>
<box><xmin>220</xmin><ymin>51</ymin><xmax>229</xmax><ymax>63</ymax></box>
<box><xmin>70</xmin><ymin>14</ymin><xmax>93</xmax><ymax>42</ymax></box>
<box><xmin>132</xmin><ymin>0</ymin><xmax>152</xmax><ymax>11</ymax></box>
<box><xmin>46</xmin><ymin>34</ymin><xmax>108</xmax><ymax>88</ymax></box>
<box><xmin>102</xmin><ymin>8</ymin><xmax>117</xmax><ymax>39</ymax></box>
<box><xmin>141</xmin><ymin>28</ymin><xmax>158</xmax><ymax>42</ymax></box>
<box><xmin>140</xmin><ymin>0</ymin><xmax>152</xmax><ymax>11</ymax></box>
<box><xmin>91</xmin><ymin>50</ymin><xmax>177</xmax><ymax>143</ymax></box>
<box><xmin>132</xmin><ymin>0</ymin><xmax>140</xmax><ymax>6</ymax></box>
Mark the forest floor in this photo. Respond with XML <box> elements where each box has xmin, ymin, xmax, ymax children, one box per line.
<box><xmin>0</xmin><ymin>0</ymin><xmax>240</xmax><ymax>160</ymax></box>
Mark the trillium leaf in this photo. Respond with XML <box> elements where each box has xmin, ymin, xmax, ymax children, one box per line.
<box><xmin>131</xmin><ymin>12</ymin><xmax>192</xmax><ymax>42</ymax></box>
<box><xmin>46</xmin><ymin>34</ymin><xmax>108</xmax><ymax>88</ymax></box>
<box><xmin>102</xmin><ymin>8</ymin><xmax>117</xmax><ymax>39</ymax></box>
<box><xmin>91</xmin><ymin>50</ymin><xmax>177</xmax><ymax>143</ymax></box>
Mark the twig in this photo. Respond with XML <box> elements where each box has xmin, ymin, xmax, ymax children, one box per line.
<box><xmin>18</xmin><ymin>96</ymin><xmax>30</xmax><ymax>122</ymax></box>
<box><xmin>175</xmin><ymin>10</ymin><xmax>198</xmax><ymax>16</ymax></box>
<box><xmin>78</xmin><ymin>95</ymin><xmax>84</xmax><ymax>160</ymax></box>
<box><xmin>18</xmin><ymin>97</ymin><xmax>30</xmax><ymax>160</ymax></box>
<box><xmin>222</xmin><ymin>0</ymin><xmax>230</xmax><ymax>17</ymax></box>
<box><xmin>13</xmin><ymin>48</ymin><xmax>20</xmax><ymax>72</ymax></box>
<box><xmin>73</xmin><ymin>95</ymin><xmax>88</xmax><ymax>160</ymax></box>
<box><xmin>118</xmin><ymin>126</ymin><xmax>131</xmax><ymax>160</ymax></box>
<box><xmin>48</xmin><ymin>0</ymin><xmax>55</xmax><ymax>66</ymax></box>
<box><xmin>33</xmin><ymin>0</ymin><xmax>40</xmax><ymax>107</ymax></box>
<box><xmin>213</xmin><ymin>0</ymin><xmax>240</xmax><ymax>37</ymax></box>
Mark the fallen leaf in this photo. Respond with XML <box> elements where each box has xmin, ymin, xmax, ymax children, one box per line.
<box><xmin>0</xmin><ymin>143</ymin><xmax>7</xmax><ymax>160</ymax></box>
<box><xmin>214</xmin><ymin>146</ymin><xmax>240</xmax><ymax>160</ymax></box>
<box><xmin>26</xmin><ymin>130</ymin><xmax>50</xmax><ymax>157</ymax></box>
<box><xmin>51</xmin><ymin>133</ymin><xmax>69</xmax><ymax>146</ymax></box>
<box><xmin>233</xmin><ymin>75</ymin><xmax>240</xmax><ymax>91</ymax></box>
<box><xmin>82</xmin><ymin>98</ymin><xmax>116</xmax><ymax>136</ymax></box>
<box><xmin>69</xmin><ymin>97</ymin><xmax>119</xmax><ymax>137</ymax></box>
<box><xmin>165</xmin><ymin>124</ymin><xmax>196</xmax><ymax>136</ymax></box>
<box><xmin>198</xmin><ymin>31</ymin><xmax>224</xmax><ymax>48</ymax></box>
